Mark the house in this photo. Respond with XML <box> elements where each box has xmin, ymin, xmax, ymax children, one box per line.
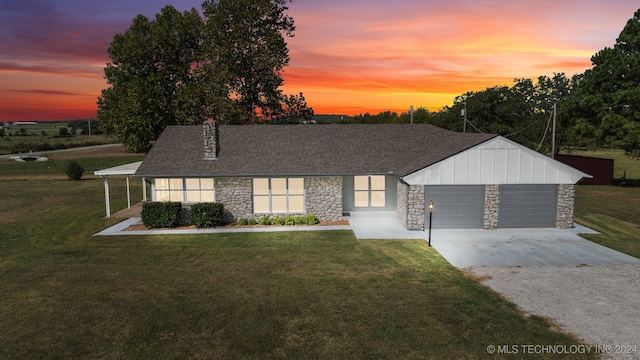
<box><xmin>134</xmin><ymin>120</ymin><xmax>590</xmax><ymax>229</ymax></box>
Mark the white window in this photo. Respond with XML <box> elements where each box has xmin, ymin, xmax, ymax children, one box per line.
<box><xmin>354</xmin><ymin>175</ymin><xmax>386</xmax><ymax>208</ymax></box>
<box><xmin>253</xmin><ymin>178</ymin><xmax>305</xmax><ymax>213</ymax></box>
<box><xmin>154</xmin><ymin>178</ymin><xmax>215</xmax><ymax>203</ymax></box>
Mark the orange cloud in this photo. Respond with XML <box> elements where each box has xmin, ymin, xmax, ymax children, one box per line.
<box><xmin>1</xmin><ymin>0</ymin><xmax>639</xmax><ymax>120</ymax></box>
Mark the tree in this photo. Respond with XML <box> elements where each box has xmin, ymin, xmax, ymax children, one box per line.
<box><xmin>512</xmin><ymin>73</ymin><xmax>578</xmax><ymax>153</ymax></box>
<box><xmin>443</xmin><ymin>86</ymin><xmax>533</xmax><ymax>146</ymax></box>
<box><xmin>571</xmin><ymin>8</ymin><xmax>640</xmax><ymax>155</ymax></box>
<box><xmin>201</xmin><ymin>0</ymin><xmax>296</xmax><ymax>124</ymax></box>
<box><xmin>433</xmin><ymin>73</ymin><xmax>576</xmax><ymax>153</ymax></box>
<box><xmin>97</xmin><ymin>6</ymin><xmax>207</xmax><ymax>152</ymax></box>
<box><xmin>273</xmin><ymin>93</ymin><xmax>314</xmax><ymax>123</ymax></box>
<box><xmin>98</xmin><ymin>1</ymin><xmax>310</xmax><ymax>151</ymax></box>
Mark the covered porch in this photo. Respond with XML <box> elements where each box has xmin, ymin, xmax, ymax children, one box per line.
<box><xmin>94</xmin><ymin>161</ymin><xmax>146</xmax><ymax>218</ymax></box>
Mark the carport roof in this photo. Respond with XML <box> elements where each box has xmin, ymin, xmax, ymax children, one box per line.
<box><xmin>135</xmin><ymin>124</ymin><xmax>497</xmax><ymax>178</ymax></box>
<box><xmin>94</xmin><ymin>161</ymin><xmax>141</xmax><ymax>176</ymax></box>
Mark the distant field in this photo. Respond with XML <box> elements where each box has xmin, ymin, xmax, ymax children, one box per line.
<box><xmin>559</xmin><ymin>148</ymin><xmax>640</xmax><ymax>179</ymax></box>
<box><xmin>0</xmin><ymin>121</ymin><xmax>109</xmax><ymax>155</ymax></box>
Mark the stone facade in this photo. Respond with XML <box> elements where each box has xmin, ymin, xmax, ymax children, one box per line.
<box><xmin>305</xmin><ymin>177</ymin><xmax>343</xmax><ymax>221</ymax></box>
<box><xmin>484</xmin><ymin>184</ymin><xmax>500</xmax><ymax>229</ymax></box>
<box><xmin>203</xmin><ymin>120</ymin><xmax>220</xmax><ymax>160</ymax></box>
<box><xmin>556</xmin><ymin>184</ymin><xmax>575</xmax><ymax>229</ymax></box>
<box><xmin>396</xmin><ymin>182</ymin><xmax>426</xmax><ymax>229</ymax></box>
<box><xmin>211</xmin><ymin>176</ymin><xmax>342</xmax><ymax>222</ymax></box>
<box><xmin>215</xmin><ymin>177</ymin><xmax>253</xmax><ymax>221</ymax></box>
<box><xmin>407</xmin><ymin>185</ymin><xmax>425</xmax><ymax>229</ymax></box>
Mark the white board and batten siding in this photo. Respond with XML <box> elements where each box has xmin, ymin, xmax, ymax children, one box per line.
<box><xmin>404</xmin><ymin>136</ymin><xmax>591</xmax><ymax>186</ymax></box>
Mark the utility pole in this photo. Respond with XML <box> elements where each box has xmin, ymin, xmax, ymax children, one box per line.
<box><xmin>552</xmin><ymin>103</ymin><xmax>557</xmax><ymax>158</ymax></box>
<box><xmin>462</xmin><ymin>102</ymin><xmax>467</xmax><ymax>133</ymax></box>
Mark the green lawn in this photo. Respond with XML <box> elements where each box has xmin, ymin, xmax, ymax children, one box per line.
<box><xmin>0</xmin><ymin>156</ymin><xmax>596</xmax><ymax>359</ymax></box>
<box><xmin>575</xmin><ymin>185</ymin><xmax>640</xmax><ymax>258</ymax></box>
<box><xmin>561</xmin><ymin>149</ymin><xmax>640</xmax><ymax>259</ymax></box>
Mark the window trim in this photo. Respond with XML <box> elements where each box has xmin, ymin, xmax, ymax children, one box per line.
<box><xmin>253</xmin><ymin>177</ymin><xmax>305</xmax><ymax>214</ymax></box>
<box><xmin>354</xmin><ymin>175</ymin><xmax>386</xmax><ymax>208</ymax></box>
<box><xmin>154</xmin><ymin>178</ymin><xmax>215</xmax><ymax>203</ymax></box>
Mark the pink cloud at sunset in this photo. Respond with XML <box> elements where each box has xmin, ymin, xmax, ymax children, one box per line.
<box><xmin>0</xmin><ymin>0</ymin><xmax>638</xmax><ymax>121</ymax></box>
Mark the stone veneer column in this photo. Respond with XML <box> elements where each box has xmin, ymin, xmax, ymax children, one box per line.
<box><xmin>407</xmin><ymin>185</ymin><xmax>425</xmax><ymax>229</ymax></box>
<box><xmin>484</xmin><ymin>184</ymin><xmax>499</xmax><ymax>229</ymax></box>
<box><xmin>305</xmin><ymin>177</ymin><xmax>343</xmax><ymax>222</ymax></box>
<box><xmin>396</xmin><ymin>180</ymin><xmax>408</xmax><ymax>226</ymax></box>
<box><xmin>203</xmin><ymin>120</ymin><xmax>219</xmax><ymax>160</ymax></box>
<box><xmin>556</xmin><ymin>184</ymin><xmax>575</xmax><ymax>229</ymax></box>
<box><xmin>215</xmin><ymin>178</ymin><xmax>253</xmax><ymax>222</ymax></box>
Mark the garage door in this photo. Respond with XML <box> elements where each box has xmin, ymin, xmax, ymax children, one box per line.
<box><xmin>499</xmin><ymin>185</ymin><xmax>557</xmax><ymax>228</ymax></box>
<box><xmin>425</xmin><ymin>186</ymin><xmax>485</xmax><ymax>229</ymax></box>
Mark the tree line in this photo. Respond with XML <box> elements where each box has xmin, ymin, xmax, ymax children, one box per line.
<box><xmin>349</xmin><ymin>9</ymin><xmax>640</xmax><ymax>157</ymax></box>
<box><xmin>98</xmin><ymin>1</ymin><xmax>640</xmax><ymax>157</ymax></box>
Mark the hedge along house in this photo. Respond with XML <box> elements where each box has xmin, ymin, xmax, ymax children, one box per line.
<box><xmin>134</xmin><ymin>120</ymin><xmax>590</xmax><ymax>229</ymax></box>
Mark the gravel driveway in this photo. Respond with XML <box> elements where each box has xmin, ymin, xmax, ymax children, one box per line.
<box><xmin>468</xmin><ymin>264</ymin><xmax>640</xmax><ymax>359</ymax></box>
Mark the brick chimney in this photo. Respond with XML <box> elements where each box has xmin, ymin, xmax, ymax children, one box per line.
<box><xmin>203</xmin><ymin>114</ymin><xmax>219</xmax><ymax>160</ymax></box>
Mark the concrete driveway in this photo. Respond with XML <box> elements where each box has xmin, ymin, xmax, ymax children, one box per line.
<box><xmin>347</xmin><ymin>212</ymin><xmax>640</xmax><ymax>267</ymax></box>
<box><xmin>430</xmin><ymin>225</ymin><xmax>640</xmax><ymax>267</ymax></box>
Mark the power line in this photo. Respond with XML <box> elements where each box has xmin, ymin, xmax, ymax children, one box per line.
<box><xmin>535</xmin><ymin>108</ymin><xmax>554</xmax><ymax>151</ymax></box>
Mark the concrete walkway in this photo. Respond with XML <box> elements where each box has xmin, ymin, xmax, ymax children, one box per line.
<box><xmin>347</xmin><ymin>211</ymin><xmax>425</xmax><ymax>239</ymax></box>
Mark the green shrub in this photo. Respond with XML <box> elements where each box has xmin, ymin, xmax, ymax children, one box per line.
<box><xmin>301</xmin><ymin>215</ymin><xmax>319</xmax><ymax>225</ymax></box>
<box><xmin>141</xmin><ymin>202</ymin><xmax>182</xmax><ymax>228</ymax></box>
<box><xmin>294</xmin><ymin>215</ymin><xmax>306</xmax><ymax>225</ymax></box>
<box><xmin>284</xmin><ymin>216</ymin><xmax>295</xmax><ymax>225</ymax></box>
<box><xmin>258</xmin><ymin>216</ymin><xmax>270</xmax><ymax>225</ymax></box>
<box><xmin>248</xmin><ymin>218</ymin><xmax>257</xmax><ymax>225</ymax></box>
<box><xmin>65</xmin><ymin>160</ymin><xmax>83</xmax><ymax>181</ymax></box>
<box><xmin>238</xmin><ymin>218</ymin><xmax>248</xmax><ymax>226</ymax></box>
<box><xmin>273</xmin><ymin>216</ymin><xmax>286</xmax><ymax>226</ymax></box>
<box><xmin>189</xmin><ymin>202</ymin><xmax>225</xmax><ymax>228</ymax></box>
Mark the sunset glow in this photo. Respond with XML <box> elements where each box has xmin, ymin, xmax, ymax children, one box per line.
<box><xmin>0</xmin><ymin>0</ymin><xmax>638</xmax><ymax>121</ymax></box>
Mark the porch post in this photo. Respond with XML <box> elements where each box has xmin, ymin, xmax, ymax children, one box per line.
<box><xmin>103</xmin><ymin>175</ymin><xmax>111</xmax><ymax>218</ymax></box>
<box><xmin>126</xmin><ymin>175</ymin><xmax>131</xmax><ymax>209</ymax></box>
<box><xmin>142</xmin><ymin>177</ymin><xmax>147</xmax><ymax>202</ymax></box>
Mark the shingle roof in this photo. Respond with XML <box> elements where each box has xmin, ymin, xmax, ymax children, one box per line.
<box><xmin>134</xmin><ymin>124</ymin><xmax>497</xmax><ymax>178</ymax></box>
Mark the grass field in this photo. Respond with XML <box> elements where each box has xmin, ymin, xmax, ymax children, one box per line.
<box><xmin>0</xmin><ymin>152</ymin><xmax>597</xmax><ymax>359</ymax></box>
<box><xmin>574</xmin><ymin>186</ymin><xmax>640</xmax><ymax>258</ymax></box>
<box><xmin>1</xmin><ymin>121</ymin><xmax>109</xmax><ymax>155</ymax></box>
<box><xmin>558</xmin><ymin>148</ymin><xmax>640</xmax><ymax>258</ymax></box>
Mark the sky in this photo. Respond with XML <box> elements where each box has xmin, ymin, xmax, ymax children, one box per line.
<box><xmin>0</xmin><ymin>0</ymin><xmax>638</xmax><ymax>121</ymax></box>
